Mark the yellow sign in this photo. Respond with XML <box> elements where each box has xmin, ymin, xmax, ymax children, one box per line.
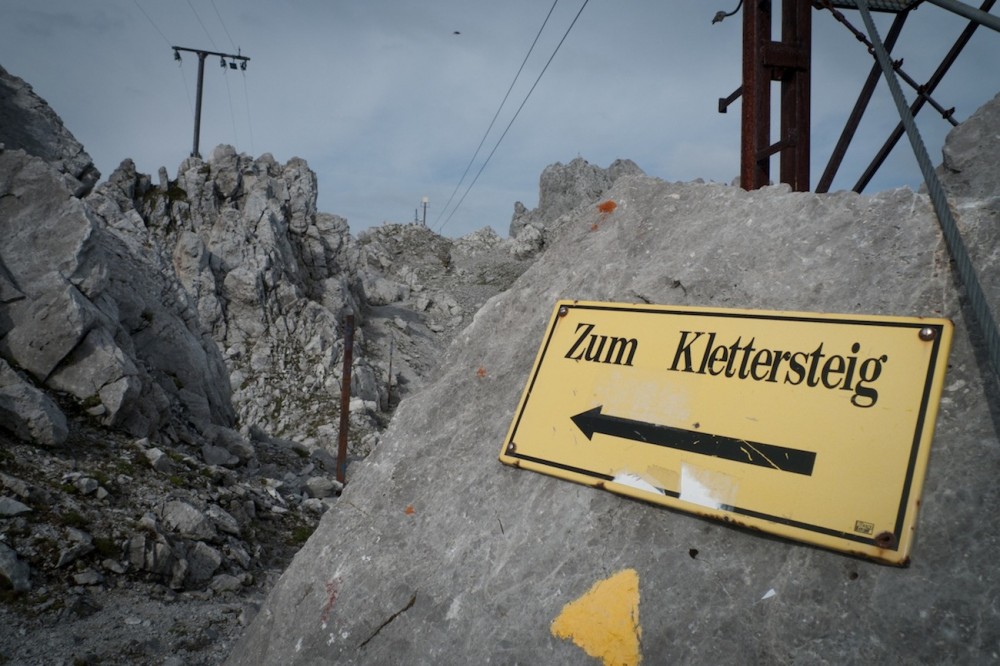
<box><xmin>500</xmin><ymin>300</ymin><xmax>953</xmax><ymax>565</ymax></box>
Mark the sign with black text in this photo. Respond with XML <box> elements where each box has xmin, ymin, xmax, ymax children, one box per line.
<box><xmin>500</xmin><ymin>300</ymin><xmax>953</xmax><ymax>565</ymax></box>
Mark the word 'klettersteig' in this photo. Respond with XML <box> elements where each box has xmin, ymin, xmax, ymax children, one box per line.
<box><xmin>667</xmin><ymin>331</ymin><xmax>888</xmax><ymax>408</ymax></box>
<box><xmin>564</xmin><ymin>323</ymin><xmax>889</xmax><ymax>408</ymax></box>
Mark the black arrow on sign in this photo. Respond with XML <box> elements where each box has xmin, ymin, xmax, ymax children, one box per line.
<box><xmin>571</xmin><ymin>405</ymin><xmax>816</xmax><ymax>476</ymax></box>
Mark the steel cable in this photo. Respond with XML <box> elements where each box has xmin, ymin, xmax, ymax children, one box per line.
<box><xmin>856</xmin><ymin>0</ymin><xmax>1000</xmax><ymax>380</ymax></box>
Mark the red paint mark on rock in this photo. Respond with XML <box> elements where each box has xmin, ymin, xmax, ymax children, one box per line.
<box><xmin>597</xmin><ymin>200</ymin><xmax>617</xmax><ymax>214</ymax></box>
<box><xmin>320</xmin><ymin>578</ymin><xmax>342</xmax><ymax>626</ymax></box>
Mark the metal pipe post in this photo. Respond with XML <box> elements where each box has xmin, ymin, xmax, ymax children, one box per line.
<box><xmin>192</xmin><ymin>52</ymin><xmax>207</xmax><ymax>158</ymax></box>
<box><xmin>741</xmin><ymin>0</ymin><xmax>772</xmax><ymax>190</ymax></box>
<box><xmin>778</xmin><ymin>0</ymin><xmax>811</xmax><ymax>192</ymax></box>
<box><xmin>336</xmin><ymin>314</ymin><xmax>355</xmax><ymax>485</ymax></box>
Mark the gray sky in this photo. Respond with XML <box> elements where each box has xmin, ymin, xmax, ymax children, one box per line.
<box><xmin>2</xmin><ymin>1</ymin><xmax>998</xmax><ymax>238</ymax></box>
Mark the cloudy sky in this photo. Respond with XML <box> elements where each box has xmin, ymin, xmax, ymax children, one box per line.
<box><xmin>2</xmin><ymin>1</ymin><xmax>998</xmax><ymax>238</ymax></box>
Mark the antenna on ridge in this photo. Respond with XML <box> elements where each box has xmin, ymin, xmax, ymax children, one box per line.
<box><xmin>172</xmin><ymin>46</ymin><xmax>251</xmax><ymax>158</ymax></box>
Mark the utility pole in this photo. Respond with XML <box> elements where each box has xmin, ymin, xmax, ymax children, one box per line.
<box><xmin>421</xmin><ymin>196</ymin><xmax>428</xmax><ymax>226</ymax></box>
<box><xmin>172</xmin><ymin>46</ymin><xmax>250</xmax><ymax>159</ymax></box>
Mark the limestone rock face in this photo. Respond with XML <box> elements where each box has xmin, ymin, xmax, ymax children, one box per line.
<box><xmin>0</xmin><ymin>358</ymin><xmax>67</xmax><ymax>446</ymax></box>
<box><xmin>939</xmin><ymin>90</ymin><xmax>1000</xmax><ymax>199</ymax></box>
<box><xmin>0</xmin><ymin>65</ymin><xmax>99</xmax><ymax>196</ymax></box>
<box><xmin>91</xmin><ymin>145</ymin><xmax>385</xmax><ymax>449</ymax></box>
<box><xmin>508</xmin><ymin>156</ymin><xmax>644</xmax><ymax>243</ymax></box>
<box><xmin>0</xmin><ymin>148</ymin><xmax>232</xmax><ymax>438</ymax></box>
<box><xmin>937</xmin><ymin>90</ymin><xmax>1000</xmax><ymax>320</ymax></box>
<box><xmin>228</xmin><ymin>102</ymin><xmax>1000</xmax><ymax>663</ymax></box>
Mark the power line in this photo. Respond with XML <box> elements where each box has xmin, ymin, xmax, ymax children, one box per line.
<box><xmin>437</xmin><ymin>0</ymin><xmax>591</xmax><ymax>233</ymax></box>
<box><xmin>210</xmin><ymin>0</ymin><xmax>239</xmax><ymax>51</ymax></box>
<box><xmin>433</xmin><ymin>0</ymin><xmax>561</xmax><ymax>227</ymax></box>
<box><xmin>209</xmin><ymin>0</ymin><xmax>254</xmax><ymax>154</ymax></box>
<box><xmin>178</xmin><ymin>64</ymin><xmax>194</xmax><ymax>117</ymax></box>
<box><xmin>132</xmin><ymin>0</ymin><xmax>172</xmax><ymax>47</ymax></box>
<box><xmin>242</xmin><ymin>72</ymin><xmax>256</xmax><ymax>155</ymax></box>
<box><xmin>223</xmin><ymin>65</ymin><xmax>240</xmax><ymax>149</ymax></box>
<box><xmin>187</xmin><ymin>0</ymin><xmax>218</xmax><ymax>49</ymax></box>
<box><xmin>131</xmin><ymin>2</ymin><xmax>194</xmax><ymax>117</ymax></box>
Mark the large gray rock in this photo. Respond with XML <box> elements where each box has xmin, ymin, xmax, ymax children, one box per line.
<box><xmin>937</xmin><ymin>90</ymin><xmax>1000</xmax><ymax>320</ymax></box>
<box><xmin>0</xmin><ymin>149</ymin><xmax>234</xmax><ymax>437</ymax></box>
<box><xmin>0</xmin><ymin>358</ymin><xmax>67</xmax><ymax>446</ymax></box>
<box><xmin>939</xmin><ymin>90</ymin><xmax>1000</xmax><ymax>199</ymax></box>
<box><xmin>0</xmin><ymin>65</ymin><xmax>99</xmax><ymax>196</ymax></box>
<box><xmin>160</xmin><ymin>500</ymin><xmax>217</xmax><ymax>542</ymax></box>
<box><xmin>0</xmin><ymin>542</ymin><xmax>30</xmax><ymax>593</ymax></box>
<box><xmin>228</xmin><ymin>133</ymin><xmax>1000</xmax><ymax>661</ymax></box>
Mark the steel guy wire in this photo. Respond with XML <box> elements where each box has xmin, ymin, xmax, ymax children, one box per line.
<box><xmin>857</xmin><ymin>0</ymin><xmax>1000</xmax><ymax>381</ymax></box>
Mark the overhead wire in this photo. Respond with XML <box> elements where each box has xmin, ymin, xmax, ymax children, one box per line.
<box><xmin>223</xmin><ymin>63</ymin><xmax>240</xmax><ymax>148</ymax></box>
<box><xmin>210</xmin><ymin>0</ymin><xmax>254</xmax><ymax>154</ymax></box>
<box><xmin>437</xmin><ymin>0</ymin><xmax>591</xmax><ymax>233</ymax></box>
<box><xmin>131</xmin><ymin>0</ymin><xmax>252</xmax><ymax>159</ymax></box>
<box><xmin>210</xmin><ymin>0</ymin><xmax>239</xmax><ymax>51</ymax></box>
<box><xmin>187</xmin><ymin>0</ymin><xmax>218</xmax><ymax>49</ymax></box>
<box><xmin>242</xmin><ymin>71</ymin><xmax>256</xmax><ymax>155</ymax></box>
<box><xmin>131</xmin><ymin>0</ymin><xmax>194</xmax><ymax>114</ymax></box>
<box><xmin>132</xmin><ymin>0</ymin><xmax>172</xmax><ymax>46</ymax></box>
<box><xmin>433</xmin><ymin>0</ymin><xmax>561</xmax><ymax>228</ymax></box>
<box><xmin>211</xmin><ymin>0</ymin><xmax>257</xmax><ymax>154</ymax></box>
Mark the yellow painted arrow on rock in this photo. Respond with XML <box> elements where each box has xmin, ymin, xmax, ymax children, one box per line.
<box><xmin>550</xmin><ymin>568</ymin><xmax>642</xmax><ymax>665</ymax></box>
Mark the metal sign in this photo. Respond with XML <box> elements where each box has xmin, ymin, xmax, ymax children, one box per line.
<box><xmin>500</xmin><ymin>300</ymin><xmax>953</xmax><ymax>565</ymax></box>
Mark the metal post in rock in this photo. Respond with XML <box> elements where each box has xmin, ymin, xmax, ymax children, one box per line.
<box><xmin>336</xmin><ymin>314</ymin><xmax>355</xmax><ymax>484</ymax></box>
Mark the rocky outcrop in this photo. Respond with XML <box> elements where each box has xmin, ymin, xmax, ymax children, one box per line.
<box><xmin>0</xmin><ymin>411</ymin><xmax>348</xmax><ymax>664</ymax></box>
<box><xmin>0</xmin><ymin>64</ymin><xmax>99</xmax><ymax>196</ymax></box>
<box><xmin>85</xmin><ymin>148</ymin><xmax>371</xmax><ymax>452</ymax></box>
<box><xmin>508</xmin><ymin>156</ymin><xmax>644</xmax><ymax>256</ymax></box>
<box><xmin>939</xmin><ymin>90</ymin><xmax>1000</xmax><ymax>199</ymax></box>
<box><xmin>937</xmin><ymin>89</ymin><xmax>1000</xmax><ymax>317</ymax></box>
<box><xmin>0</xmin><ymin>146</ymin><xmax>233</xmax><ymax>440</ymax></box>
<box><xmin>0</xmin><ymin>358</ymin><xmax>67</xmax><ymax>447</ymax></box>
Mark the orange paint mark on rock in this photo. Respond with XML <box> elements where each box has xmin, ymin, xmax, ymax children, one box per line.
<box><xmin>476</xmin><ymin>367</ymin><xmax>487</xmax><ymax>378</ymax></box>
<box><xmin>404</xmin><ymin>504</ymin><xmax>415</xmax><ymax>515</ymax></box>
<box><xmin>597</xmin><ymin>200</ymin><xmax>617</xmax><ymax>214</ymax></box>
